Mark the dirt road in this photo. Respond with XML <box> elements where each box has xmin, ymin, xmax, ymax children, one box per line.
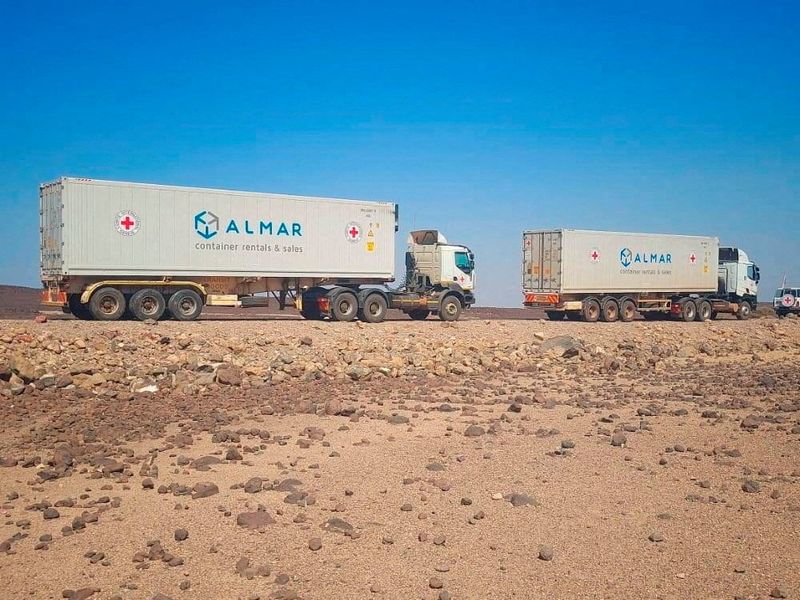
<box><xmin>1</xmin><ymin>316</ymin><xmax>798</xmax><ymax>599</ymax></box>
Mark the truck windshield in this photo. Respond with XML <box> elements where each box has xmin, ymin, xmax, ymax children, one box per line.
<box><xmin>455</xmin><ymin>251</ymin><xmax>474</xmax><ymax>273</ymax></box>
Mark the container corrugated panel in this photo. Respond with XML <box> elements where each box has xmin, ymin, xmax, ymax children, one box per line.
<box><xmin>43</xmin><ymin>178</ymin><xmax>396</xmax><ymax>279</ymax></box>
<box><xmin>523</xmin><ymin>229</ymin><xmax>719</xmax><ymax>294</ymax></box>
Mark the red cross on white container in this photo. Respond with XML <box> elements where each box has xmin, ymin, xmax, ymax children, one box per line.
<box><xmin>115</xmin><ymin>210</ymin><xmax>141</xmax><ymax>236</ymax></box>
<box><xmin>345</xmin><ymin>222</ymin><xmax>362</xmax><ymax>242</ymax></box>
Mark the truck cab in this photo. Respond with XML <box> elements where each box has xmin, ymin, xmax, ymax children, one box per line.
<box><xmin>774</xmin><ymin>287</ymin><xmax>800</xmax><ymax>317</ymax></box>
<box><xmin>299</xmin><ymin>229</ymin><xmax>476</xmax><ymax>323</ymax></box>
<box><xmin>718</xmin><ymin>247</ymin><xmax>759</xmax><ymax>308</ymax></box>
<box><xmin>406</xmin><ymin>230</ymin><xmax>476</xmax><ymax>294</ymax></box>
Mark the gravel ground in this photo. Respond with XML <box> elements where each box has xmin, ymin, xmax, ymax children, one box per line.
<box><xmin>1</xmin><ymin>316</ymin><xmax>799</xmax><ymax>600</ymax></box>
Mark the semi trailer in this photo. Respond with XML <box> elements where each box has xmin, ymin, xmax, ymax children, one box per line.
<box><xmin>523</xmin><ymin>229</ymin><xmax>759</xmax><ymax>322</ymax></box>
<box><xmin>40</xmin><ymin>178</ymin><xmax>475</xmax><ymax>322</ymax></box>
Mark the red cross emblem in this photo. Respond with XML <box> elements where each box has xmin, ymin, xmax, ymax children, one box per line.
<box><xmin>690</xmin><ymin>253</ymin><xmax>697</xmax><ymax>264</ymax></box>
<box><xmin>590</xmin><ymin>250</ymin><xmax>600</xmax><ymax>262</ymax></box>
<box><xmin>115</xmin><ymin>210</ymin><xmax>140</xmax><ymax>235</ymax></box>
<box><xmin>345</xmin><ymin>222</ymin><xmax>362</xmax><ymax>242</ymax></box>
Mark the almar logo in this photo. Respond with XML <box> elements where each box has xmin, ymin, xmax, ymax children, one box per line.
<box><xmin>620</xmin><ymin>248</ymin><xmax>633</xmax><ymax>268</ymax></box>
<box><xmin>194</xmin><ymin>211</ymin><xmax>219</xmax><ymax>240</ymax></box>
<box><xmin>619</xmin><ymin>247</ymin><xmax>672</xmax><ymax>268</ymax></box>
<box><xmin>193</xmin><ymin>210</ymin><xmax>303</xmax><ymax>240</ymax></box>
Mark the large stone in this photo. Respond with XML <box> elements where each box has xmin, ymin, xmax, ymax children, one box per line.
<box><xmin>216</xmin><ymin>366</ymin><xmax>242</xmax><ymax>386</ymax></box>
<box><xmin>9</xmin><ymin>355</ymin><xmax>37</xmax><ymax>382</ymax></box>
<box><xmin>244</xmin><ymin>477</ymin><xmax>263</xmax><ymax>493</ymax></box>
<box><xmin>191</xmin><ymin>482</ymin><xmax>219</xmax><ymax>499</ymax></box>
<box><xmin>345</xmin><ymin>364</ymin><xmax>371</xmax><ymax>380</ymax></box>
<box><xmin>540</xmin><ymin>336</ymin><xmax>582</xmax><ymax>358</ymax></box>
<box><xmin>464</xmin><ymin>425</ymin><xmax>485</xmax><ymax>438</ymax></box>
<box><xmin>236</xmin><ymin>509</ymin><xmax>275</xmax><ymax>530</ymax></box>
<box><xmin>321</xmin><ymin>517</ymin><xmax>354</xmax><ymax>535</ymax></box>
<box><xmin>191</xmin><ymin>456</ymin><xmax>222</xmax><ymax>471</ymax></box>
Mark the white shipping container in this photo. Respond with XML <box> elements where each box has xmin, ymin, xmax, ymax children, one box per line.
<box><xmin>523</xmin><ymin>229</ymin><xmax>719</xmax><ymax>294</ymax></box>
<box><xmin>41</xmin><ymin>178</ymin><xmax>396</xmax><ymax>280</ymax></box>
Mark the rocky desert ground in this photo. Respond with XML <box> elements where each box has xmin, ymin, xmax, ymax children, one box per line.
<box><xmin>1</xmin><ymin>309</ymin><xmax>799</xmax><ymax>600</ymax></box>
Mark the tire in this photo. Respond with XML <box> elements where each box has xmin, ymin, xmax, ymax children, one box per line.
<box><xmin>736</xmin><ymin>301</ymin><xmax>751</xmax><ymax>320</ymax></box>
<box><xmin>89</xmin><ymin>287</ymin><xmax>126</xmax><ymax>321</ymax></box>
<box><xmin>696</xmin><ymin>300</ymin><xmax>712</xmax><ymax>322</ymax></box>
<box><xmin>582</xmin><ymin>298</ymin><xmax>601</xmax><ymax>323</ymax></box>
<box><xmin>439</xmin><ymin>295</ymin><xmax>463</xmax><ymax>321</ymax></box>
<box><xmin>545</xmin><ymin>310</ymin><xmax>564</xmax><ymax>321</ymax></box>
<box><xmin>680</xmin><ymin>300</ymin><xmax>697</xmax><ymax>322</ymax></box>
<box><xmin>619</xmin><ymin>299</ymin><xmax>637</xmax><ymax>322</ymax></box>
<box><xmin>167</xmin><ymin>289</ymin><xmax>204</xmax><ymax>321</ymax></box>
<box><xmin>358</xmin><ymin>293</ymin><xmax>388</xmax><ymax>323</ymax></box>
<box><xmin>331</xmin><ymin>291</ymin><xmax>358</xmax><ymax>322</ymax></box>
<box><xmin>129</xmin><ymin>288</ymin><xmax>166</xmax><ymax>321</ymax></box>
<box><xmin>408</xmin><ymin>309</ymin><xmax>430</xmax><ymax>321</ymax></box>
<box><xmin>68</xmin><ymin>294</ymin><xmax>94</xmax><ymax>320</ymax></box>
<box><xmin>601</xmin><ymin>298</ymin><xmax>619</xmax><ymax>322</ymax></box>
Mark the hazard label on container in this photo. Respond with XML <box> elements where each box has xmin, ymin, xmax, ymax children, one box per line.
<box><xmin>366</xmin><ymin>241</ymin><xmax>375</xmax><ymax>252</ymax></box>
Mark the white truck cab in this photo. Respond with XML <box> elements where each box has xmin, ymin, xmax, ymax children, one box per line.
<box><xmin>406</xmin><ymin>230</ymin><xmax>475</xmax><ymax>293</ymax></box>
<box><xmin>718</xmin><ymin>247</ymin><xmax>759</xmax><ymax>307</ymax></box>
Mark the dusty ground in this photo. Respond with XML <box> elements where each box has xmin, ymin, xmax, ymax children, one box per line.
<box><xmin>1</xmin><ymin>315</ymin><xmax>799</xmax><ymax>600</ymax></box>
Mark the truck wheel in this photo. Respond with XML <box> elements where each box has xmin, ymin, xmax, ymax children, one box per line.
<box><xmin>408</xmin><ymin>309</ymin><xmax>430</xmax><ymax>320</ymax></box>
<box><xmin>582</xmin><ymin>298</ymin><xmax>601</xmax><ymax>322</ymax></box>
<box><xmin>359</xmin><ymin>293</ymin><xmax>388</xmax><ymax>323</ymax></box>
<box><xmin>680</xmin><ymin>300</ymin><xmax>697</xmax><ymax>322</ymax></box>
<box><xmin>439</xmin><ymin>295</ymin><xmax>463</xmax><ymax>321</ymax></box>
<box><xmin>89</xmin><ymin>287</ymin><xmax>126</xmax><ymax>321</ymax></box>
<box><xmin>167</xmin><ymin>289</ymin><xmax>204</xmax><ymax>321</ymax></box>
<box><xmin>620</xmin><ymin>299</ymin><xmax>637</xmax><ymax>322</ymax></box>
<box><xmin>545</xmin><ymin>310</ymin><xmax>564</xmax><ymax>321</ymax></box>
<box><xmin>736</xmin><ymin>301</ymin><xmax>751</xmax><ymax>320</ymax></box>
<box><xmin>68</xmin><ymin>294</ymin><xmax>94</xmax><ymax>320</ymax></box>
<box><xmin>696</xmin><ymin>300</ymin><xmax>712</xmax><ymax>322</ymax></box>
<box><xmin>129</xmin><ymin>289</ymin><xmax>166</xmax><ymax>321</ymax></box>
<box><xmin>601</xmin><ymin>298</ymin><xmax>619</xmax><ymax>322</ymax></box>
<box><xmin>331</xmin><ymin>291</ymin><xmax>358</xmax><ymax>322</ymax></box>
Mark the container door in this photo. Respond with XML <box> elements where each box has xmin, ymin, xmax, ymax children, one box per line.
<box><xmin>523</xmin><ymin>231</ymin><xmax>561</xmax><ymax>292</ymax></box>
<box><xmin>40</xmin><ymin>181</ymin><xmax>63</xmax><ymax>278</ymax></box>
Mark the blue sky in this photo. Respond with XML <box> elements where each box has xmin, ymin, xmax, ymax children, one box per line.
<box><xmin>1</xmin><ymin>1</ymin><xmax>798</xmax><ymax>306</ymax></box>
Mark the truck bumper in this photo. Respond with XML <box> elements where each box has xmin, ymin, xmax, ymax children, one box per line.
<box><xmin>524</xmin><ymin>293</ymin><xmax>560</xmax><ymax>307</ymax></box>
<box><xmin>41</xmin><ymin>289</ymin><xmax>68</xmax><ymax>307</ymax></box>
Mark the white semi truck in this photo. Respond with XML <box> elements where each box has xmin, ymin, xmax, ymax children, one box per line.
<box><xmin>40</xmin><ymin>178</ymin><xmax>475</xmax><ymax>322</ymax></box>
<box><xmin>523</xmin><ymin>229</ymin><xmax>759</xmax><ymax>322</ymax></box>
